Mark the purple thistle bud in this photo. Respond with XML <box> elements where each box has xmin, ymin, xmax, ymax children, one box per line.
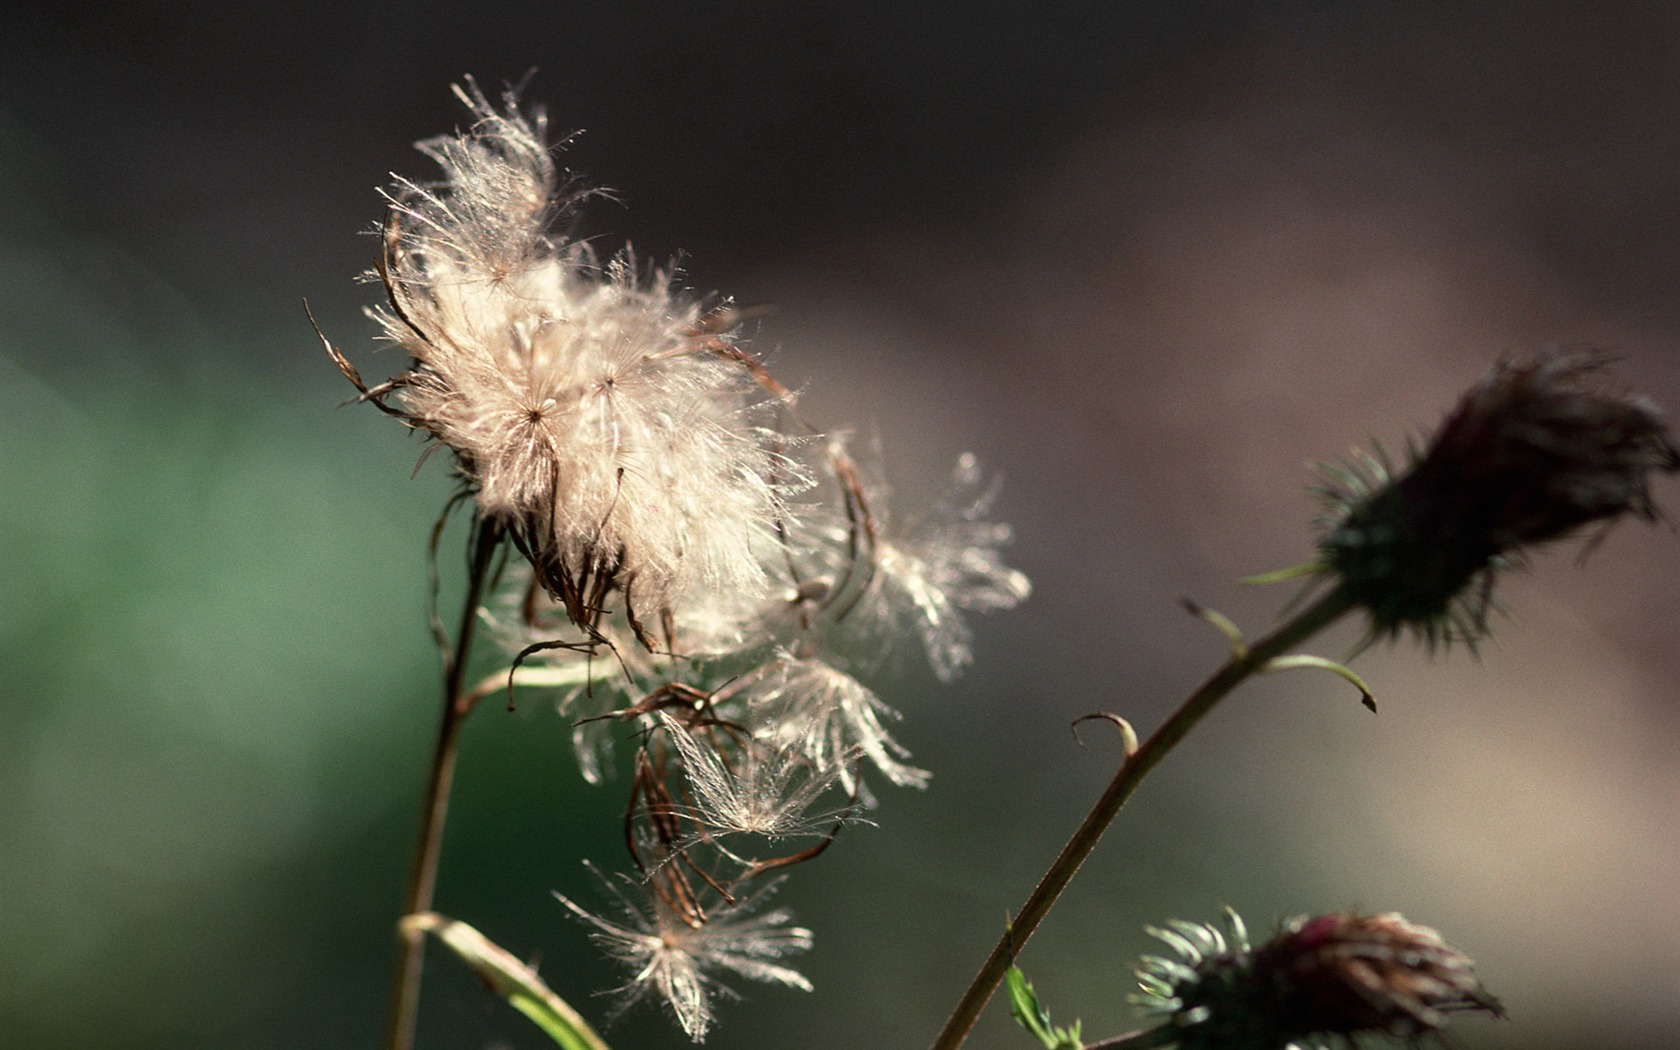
<box><xmin>1134</xmin><ymin>909</ymin><xmax>1502</xmax><ymax>1049</ymax></box>
<box><xmin>1254</xmin><ymin>912</ymin><xmax>1503</xmax><ymax>1041</ymax></box>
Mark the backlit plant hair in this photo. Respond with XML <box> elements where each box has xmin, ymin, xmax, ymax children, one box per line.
<box><xmin>318</xmin><ymin>78</ymin><xmax>1028</xmax><ymax>1048</ymax></box>
<box><xmin>322</xmin><ymin>79</ymin><xmax>1675</xmax><ymax>1050</ymax></box>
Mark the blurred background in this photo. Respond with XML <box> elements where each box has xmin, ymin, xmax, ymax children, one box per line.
<box><xmin>4</xmin><ymin>2</ymin><xmax>1679</xmax><ymax>1048</ymax></box>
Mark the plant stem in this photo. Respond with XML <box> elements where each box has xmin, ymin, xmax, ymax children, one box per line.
<box><xmin>1079</xmin><ymin>1026</ymin><xmax>1181</xmax><ymax>1050</ymax></box>
<box><xmin>928</xmin><ymin>585</ymin><xmax>1357</xmax><ymax>1050</ymax></box>
<box><xmin>384</xmin><ymin>523</ymin><xmax>502</xmax><ymax>1050</ymax></box>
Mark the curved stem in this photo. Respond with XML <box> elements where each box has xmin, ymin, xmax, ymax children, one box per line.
<box><xmin>1080</xmin><ymin>1026</ymin><xmax>1180</xmax><ymax>1050</ymax></box>
<box><xmin>384</xmin><ymin>522</ymin><xmax>502</xmax><ymax>1050</ymax></box>
<box><xmin>928</xmin><ymin>585</ymin><xmax>1357</xmax><ymax>1050</ymax></box>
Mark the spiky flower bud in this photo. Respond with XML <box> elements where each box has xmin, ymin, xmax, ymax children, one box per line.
<box><xmin>1317</xmin><ymin>348</ymin><xmax>1679</xmax><ymax>644</ymax></box>
<box><xmin>1134</xmin><ymin>910</ymin><xmax>1502</xmax><ymax>1050</ymax></box>
<box><xmin>1252</xmin><ymin>913</ymin><xmax>1502</xmax><ymax>1041</ymax></box>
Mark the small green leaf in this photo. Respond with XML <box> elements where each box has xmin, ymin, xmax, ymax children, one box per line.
<box><xmin>1181</xmin><ymin>597</ymin><xmax>1247</xmax><ymax>660</ymax></box>
<box><xmin>404</xmin><ymin>912</ymin><xmax>610</xmax><ymax>1050</ymax></box>
<box><xmin>1006</xmin><ymin>964</ymin><xmax>1082</xmax><ymax>1050</ymax></box>
<box><xmin>1261</xmin><ymin>653</ymin><xmax>1378</xmax><ymax>712</ymax></box>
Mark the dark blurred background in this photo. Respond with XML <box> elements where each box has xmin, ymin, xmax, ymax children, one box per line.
<box><xmin>4</xmin><ymin>3</ymin><xmax>1679</xmax><ymax>1048</ymax></box>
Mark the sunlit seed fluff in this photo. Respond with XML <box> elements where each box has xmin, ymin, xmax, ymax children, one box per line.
<box><xmin>747</xmin><ymin>652</ymin><xmax>930</xmax><ymax>793</ymax></box>
<box><xmin>851</xmin><ymin>448</ymin><xmax>1033</xmax><ymax>681</ymax></box>
<box><xmin>555</xmin><ymin>868</ymin><xmax>813</xmax><ymax>1042</ymax></box>
<box><xmin>373</xmin><ymin>81</ymin><xmax>789</xmax><ymax>618</ymax></box>
<box><xmin>660</xmin><ymin>714</ymin><xmax>853</xmax><ymax>844</ymax></box>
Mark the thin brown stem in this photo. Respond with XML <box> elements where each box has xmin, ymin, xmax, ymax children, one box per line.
<box><xmin>1078</xmin><ymin>1025</ymin><xmax>1180</xmax><ymax>1050</ymax></box>
<box><xmin>928</xmin><ymin>585</ymin><xmax>1357</xmax><ymax>1050</ymax></box>
<box><xmin>384</xmin><ymin>521</ymin><xmax>503</xmax><ymax>1050</ymax></box>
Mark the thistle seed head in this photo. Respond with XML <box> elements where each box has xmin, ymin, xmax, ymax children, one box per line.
<box><xmin>350</xmin><ymin>80</ymin><xmax>793</xmax><ymax>629</ymax></box>
<box><xmin>1134</xmin><ymin>909</ymin><xmax>1502</xmax><ymax>1050</ymax></box>
<box><xmin>1317</xmin><ymin>348</ymin><xmax>1679</xmax><ymax>645</ymax></box>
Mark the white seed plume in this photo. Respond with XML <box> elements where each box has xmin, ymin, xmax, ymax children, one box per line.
<box><xmin>659</xmin><ymin>714</ymin><xmax>855</xmax><ymax>855</ymax></box>
<box><xmin>866</xmin><ymin>452</ymin><xmax>1033</xmax><ymax>681</ymax></box>
<box><xmin>555</xmin><ymin>869</ymin><xmax>813</xmax><ymax>1042</ymax></box>
<box><xmin>748</xmin><ymin>652</ymin><xmax>930</xmax><ymax>791</ymax></box>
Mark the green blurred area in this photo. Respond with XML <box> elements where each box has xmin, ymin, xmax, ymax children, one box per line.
<box><xmin>0</xmin><ymin>167</ymin><xmax>419</xmax><ymax>1047</ymax></box>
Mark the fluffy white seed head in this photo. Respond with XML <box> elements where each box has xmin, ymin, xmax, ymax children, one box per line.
<box><xmin>340</xmin><ymin>80</ymin><xmax>1034</xmax><ymax>1045</ymax></box>
<box><xmin>375</xmin><ymin>81</ymin><xmax>792</xmax><ymax>620</ymax></box>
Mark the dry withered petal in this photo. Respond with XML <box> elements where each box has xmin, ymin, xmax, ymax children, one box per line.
<box><xmin>1318</xmin><ymin>348</ymin><xmax>1679</xmax><ymax>644</ymax></box>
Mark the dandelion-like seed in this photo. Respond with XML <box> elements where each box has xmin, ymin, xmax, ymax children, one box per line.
<box><xmin>858</xmin><ymin>450</ymin><xmax>1033</xmax><ymax>681</ymax></box>
<box><xmin>748</xmin><ymin>652</ymin><xmax>931</xmax><ymax>792</ymax></box>
<box><xmin>1316</xmin><ymin>347</ymin><xmax>1679</xmax><ymax>645</ymax></box>
<box><xmin>1133</xmin><ymin>909</ymin><xmax>1502</xmax><ymax>1050</ymax></box>
<box><xmin>555</xmin><ymin>869</ymin><xmax>813</xmax><ymax>1042</ymax></box>
<box><xmin>659</xmin><ymin>714</ymin><xmax>856</xmax><ymax>855</ymax></box>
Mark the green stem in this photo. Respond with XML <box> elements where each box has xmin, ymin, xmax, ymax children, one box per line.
<box><xmin>928</xmin><ymin>585</ymin><xmax>1357</xmax><ymax>1050</ymax></box>
<box><xmin>384</xmin><ymin>523</ymin><xmax>502</xmax><ymax>1050</ymax></box>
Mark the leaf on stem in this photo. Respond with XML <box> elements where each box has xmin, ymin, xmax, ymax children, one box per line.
<box><xmin>1005</xmin><ymin>964</ymin><xmax>1082</xmax><ymax>1050</ymax></box>
<box><xmin>402</xmin><ymin>912</ymin><xmax>610</xmax><ymax>1050</ymax></box>
<box><xmin>1260</xmin><ymin>654</ymin><xmax>1378</xmax><ymax>713</ymax></box>
<box><xmin>1181</xmin><ymin>597</ymin><xmax>1247</xmax><ymax>660</ymax></box>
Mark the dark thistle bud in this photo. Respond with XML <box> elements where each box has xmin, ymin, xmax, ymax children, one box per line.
<box><xmin>1254</xmin><ymin>913</ymin><xmax>1503</xmax><ymax>1041</ymax></box>
<box><xmin>1317</xmin><ymin>348</ymin><xmax>1680</xmax><ymax>645</ymax></box>
<box><xmin>1133</xmin><ymin>910</ymin><xmax>1503</xmax><ymax>1050</ymax></box>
